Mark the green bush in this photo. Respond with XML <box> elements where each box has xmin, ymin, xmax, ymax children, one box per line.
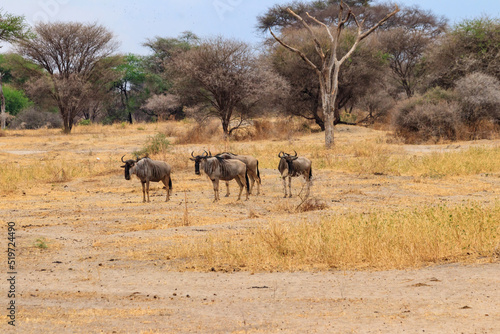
<box><xmin>78</xmin><ymin>119</ymin><xmax>92</xmax><ymax>126</ymax></box>
<box><xmin>134</xmin><ymin>133</ymin><xmax>170</xmax><ymax>157</ymax></box>
<box><xmin>3</xmin><ymin>85</ymin><xmax>32</xmax><ymax>116</ymax></box>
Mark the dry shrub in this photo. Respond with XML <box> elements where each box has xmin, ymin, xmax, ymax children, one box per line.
<box><xmin>394</xmin><ymin>78</ymin><xmax>500</xmax><ymax>143</ymax></box>
<box><xmin>455</xmin><ymin>72</ymin><xmax>500</xmax><ymax>139</ymax></box>
<box><xmin>232</xmin><ymin>118</ymin><xmax>315</xmax><ymax>141</ymax></box>
<box><xmin>393</xmin><ymin>88</ymin><xmax>460</xmax><ymax>143</ymax></box>
<box><xmin>11</xmin><ymin>107</ymin><xmax>63</xmax><ymax>130</ymax></box>
<box><xmin>296</xmin><ymin>198</ymin><xmax>328</xmax><ymax>212</ymax></box>
<box><xmin>175</xmin><ymin>120</ymin><xmax>222</xmax><ymax>144</ymax></box>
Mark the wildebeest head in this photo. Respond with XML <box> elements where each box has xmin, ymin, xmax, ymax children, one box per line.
<box><xmin>278</xmin><ymin>151</ymin><xmax>298</xmax><ymax>174</ymax></box>
<box><xmin>121</xmin><ymin>155</ymin><xmax>138</xmax><ymax>180</ymax></box>
<box><xmin>190</xmin><ymin>151</ymin><xmax>210</xmax><ymax>175</ymax></box>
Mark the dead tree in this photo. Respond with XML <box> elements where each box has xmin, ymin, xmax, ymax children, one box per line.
<box><xmin>269</xmin><ymin>1</ymin><xmax>398</xmax><ymax>148</ymax></box>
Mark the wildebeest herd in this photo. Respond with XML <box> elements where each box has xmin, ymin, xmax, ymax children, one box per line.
<box><xmin>121</xmin><ymin>151</ymin><xmax>312</xmax><ymax>202</ymax></box>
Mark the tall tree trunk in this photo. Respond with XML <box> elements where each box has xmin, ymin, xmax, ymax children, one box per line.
<box><xmin>61</xmin><ymin>107</ymin><xmax>73</xmax><ymax>134</ymax></box>
<box><xmin>221</xmin><ymin>116</ymin><xmax>230</xmax><ymax>138</ymax></box>
<box><xmin>0</xmin><ymin>73</ymin><xmax>6</xmax><ymax>130</ymax></box>
<box><xmin>321</xmin><ymin>83</ymin><xmax>336</xmax><ymax>148</ymax></box>
<box><xmin>123</xmin><ymin>88</ymin><xmax>133</xmax><ymax>124</ymax></box>
<box><xmin>324</xmin><ymin>110</ymin><xmax>335</xmax><ymax>147</ymax></box>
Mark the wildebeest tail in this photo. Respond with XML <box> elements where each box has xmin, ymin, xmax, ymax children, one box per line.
<box><xmin>169</xmin><ymin>177</ymin><xmax>172</xmax><ymax>190</ymax></box>
<box><xmin>245</xmin><ymin>171</ymin><xmax>250</xmax><ymax>191</ymax></box>
<box><xmin>309</xmin><ymin>167</ymin><xmax>312</xmax><ymax>179</ymax></box>
<box><xmin>257</xmin><ymin>161</ymin><xmax>261</xmax><ymax>182</ymax></box>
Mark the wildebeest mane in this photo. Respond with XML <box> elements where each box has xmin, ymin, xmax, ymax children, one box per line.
<box><xmin>135</xmin><ymin>158</ymin><xmax>170</xmax><ymax>182</ymax></box>
<box><xmin>204</xmin><ymin>156</ymin><xmax>231</xmax><ymax>179</ymax></box>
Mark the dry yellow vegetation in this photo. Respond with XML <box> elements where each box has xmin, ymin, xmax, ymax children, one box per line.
<box><xmin>2</xmin><ymin>120</ymin><xmax>499</xmax><ymax>333</ymax></box>
<box><xmin>1</xmin><ymin>120</ymin><xmax>499</xmax><ymax>271</ymax></box>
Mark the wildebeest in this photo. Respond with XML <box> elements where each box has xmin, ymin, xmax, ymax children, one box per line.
<box><xmin>216</xmin><ymin>152</ymin><xmax>261</xmax><ymax>196</ymax></box>
<box><xmin>278</xmin><ymin>151</ymin><xmax>312</xmax><ymax>198</ymax></box>
<box><xmin>190</xmin><ymin>151</ymin><xmax>249</xmax><ymax>202</ymax></box>
<box><xmin>121</xmin><ymin>155</ymin><xmax>172</xmax><ymax>202</ymax></box>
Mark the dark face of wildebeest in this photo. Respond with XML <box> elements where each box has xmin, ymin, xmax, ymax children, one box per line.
<box><xmin>189</xmin><ymin>151</ymin><xmax>210</xmax><ymax>175</ymax></box>
<box><xmin>120</xmin><ymin>155</ymin><xmax>137</xmax><ymax>180</ymax></box>
<box><xmin>278</xmin><ymin>151</ymin><xmax>298</xmax><ymax>175</ymax></box>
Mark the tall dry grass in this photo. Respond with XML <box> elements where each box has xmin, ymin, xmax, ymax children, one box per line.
<box><xmin>167</xmin><ymin>202</ymin><xmax>500</xmax><ymax>271</ymax></box>
<box><xmin>1</xmin><ymin>120</ymin><xmax>499</xmax><ymax>192</ymax></box>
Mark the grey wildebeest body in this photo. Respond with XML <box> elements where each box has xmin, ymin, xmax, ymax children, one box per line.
<box><xmin>121</xmin><ymin>156</ymin><xmax>172</xmax><ymax>202</ymax></box>
<box><xmin>190</xmin><ymin>152</ymin><xmax>249</xmax><ymax>202</ymax></box>
<box><xmin>216</xmin><ymin>152</ymin><xmax>261</xmax><ymax>196</ymax></box>
<box><xmin>278</xmin><ymin>151</ymin><xmax>312</xmax><ymax>198</ymax></box>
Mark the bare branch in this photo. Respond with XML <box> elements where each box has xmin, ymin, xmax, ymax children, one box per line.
<box><xmin>269</xmin><ymin>28</ymin><xmax>321</xmax><ymax>76</ymax></box>
<box><xmin>285</xmin><ymin>8</ymin><xmax>325</xmax><ymax>62</ymax></box>
<box><xmin>359</xmin><ymin>5</ymin><xmax>400</xmax><ymax>42</ymax></box>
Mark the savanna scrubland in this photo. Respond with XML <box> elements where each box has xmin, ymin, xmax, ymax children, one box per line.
<box><xmin>1</xmin><ymin>119</ymin><xmax>499</xmax><ymax>333</ymax></box>
<box><xmin>2</xmin><ymin>0</ymin><xmax>500</xmax><ymax>332</ymax></box>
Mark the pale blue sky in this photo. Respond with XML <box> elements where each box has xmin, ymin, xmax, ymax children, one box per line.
<box><xmin>2</xmin><ymin>0</ymin><xmax>500</xmax><ymax>55</ymax></box>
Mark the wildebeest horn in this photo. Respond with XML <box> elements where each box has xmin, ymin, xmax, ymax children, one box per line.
<box><xmin>293</xmin><ymin>150</ymin><xmax>297</xmax><ymax>157</ymax></box>
<box><xmin>121</xmin><ymin>155</ymin><xmax>126</xmax><ymax>163</ymax></box>
<box><xmin>278</xmin><ymin>151</ymin><xmax>283</xmax><ymax>158</ymax></box>
<box><xmin>203</xmin><ymin>150</ymin><xmax>209</xmax><ymax>157</ymax></box>
<box><xmin>191</xmin><ymin>151</ymin><xmax>195</xmax><ymax>158</ymax></box>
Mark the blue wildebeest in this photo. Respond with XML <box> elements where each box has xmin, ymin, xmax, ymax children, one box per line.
<box><xmin>190</xmin><ymin>151</ymin><xmax>249</xmax><ymax>202</ymax></box>
<box><xmin>121</xmin><ymin>155</ymin><xmax>172</xmax><ymax>202</ymax></box>
<box><xmin>278</xmin><ymin>151</ymin><xmax>312</xmax><ymax>198</ymax></box>
<box><xmin>216</xmin><ymin>152</ymin><xmax>261</xmax><ymax>196</ymax></box>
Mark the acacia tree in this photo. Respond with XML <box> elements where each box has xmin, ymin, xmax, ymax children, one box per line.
<box><xmin>112</xmin><ymin>54</ymin><xmax>148</xmax><ymax>124</ymax></box>
<box><xmin>0</xmin><ymin>9</ymin><xmax>33</xmax><ymax>129</ymax></box>
<box><xmin>173</xmin><ymin>37</ymin><xmax>288</xmax><ymax>137</ymax></box>
<box><xmin>268</xmin><ymin>1</ymin><xmax>398</xmax><ymax>147</ymax></box>
<box><xmin>426</xmin><ymin>17</ymin><xmax>500</xmax><ymax>89</ymax></box>
<box><xmin>379</xmin><ymin>6</ymin><xmax>447</xmax><ymax>98</ymax></box>
<box><xmin>16</xmin><ymin>22</ymin><xmax>120</xmax><ymax>133</ymax></box>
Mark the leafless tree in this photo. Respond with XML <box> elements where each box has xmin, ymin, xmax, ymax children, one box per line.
<box><xmin>15</xmin><ymin>22</ymin><xmax>120</xmax><ymax>133</ymax></box>
<box><xmin>141</xmin><ymin>94</ymin><xmax>183</xmax><ymax>120</ymax></box>
<box><xmin>269</xmin><ymin>26</ymin><xmax>387</xmax><ymax>130</ymax></box>
<box><xmin>269</xmin><ymin>1</ymin><xmax>398</xmax><ymax>148</ymax></box>
<box><xmin>173</xmin><ymin>37</ymin><xmax>288</xmax><ymax>137</ymax></box>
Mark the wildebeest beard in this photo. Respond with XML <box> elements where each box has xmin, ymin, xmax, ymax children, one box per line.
<box><xmin>286</xmin><ymin>159</ymin><xmax>300</xmax><ymax>177</ymax></box>
<box><xmin>194</xmin><ymin>160</ymin><xmax>201</xmax><ymax>175</ymax></box>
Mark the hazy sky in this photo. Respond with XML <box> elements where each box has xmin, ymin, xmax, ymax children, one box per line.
<box><xmin>1</xmin><ymin>0</ymin><xmax>500</xmax><ymax>55</ymax></box>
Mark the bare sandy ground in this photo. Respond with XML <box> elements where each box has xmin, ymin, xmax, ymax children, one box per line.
<box><xmin>8</xmin><ymin>261</ymin><xmax>500</xmax><ymax>333</ymax></box>
<box><xmin>1</xmin><ymin>125</ymin><xmax>499</xmax><ymax>333</ymax></box>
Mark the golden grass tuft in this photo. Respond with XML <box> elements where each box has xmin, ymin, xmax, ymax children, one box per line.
<box><xmin>165</xmin><ymin>202</ymin><xmax>500</xmax><ymax>272</ymax></box>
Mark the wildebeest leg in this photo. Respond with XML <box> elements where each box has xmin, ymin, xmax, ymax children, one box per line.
<box><xmin>288</xmin><ymin>176</ymin><xmax>292</xmax><ymax>198</ymax></box>
<box><xmin>282</xmin><ymin>177</ymin><xmax>287</xmax><ymax>198</ymax></box>
<box><xmin>254</xmin><ymin>174</ymin><xmax>260</xmax><ymax>196</ymax></box>
<box><xmin>212</xmin><ymin>179</ymin><xmax>219</xmax><ymax>202</ymax></box>
<box><xmin>249</xmin><ymin>174</ymin><xmax>255</xmax><ymax>195</ymax></box>
<box><xmin>141</xmin><ymin>181</ymin><xmax>147</xmax><ymax>202</ymax></box>
<box><xmin>225</xmin><ymin>181</ymin><xmax>230</xmax><ymax>197</ymax></box>
<box><xmin>146</xmin><ymin>180</ymin><xmax>151</xmax><ymax>202</ymax></box>
<box><xmin>305</xmin><ymin>173</ymin><xmax>311</xmax><ymax>198</ymax></box>
<box><xmin>234</xmin><ymin>176</ymin><xmax>244</xmax><ymax>201</ymax></box>
<box><xmin>161</xmin><ymin>177</ymin><xmax>170</xmax><ymax>201</ymax></box>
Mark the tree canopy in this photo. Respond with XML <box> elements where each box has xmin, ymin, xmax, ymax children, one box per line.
<box><xmin>15</xmin><ymin>22</ymin><xmax>120</xmax><ymax>133</ymax></box>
